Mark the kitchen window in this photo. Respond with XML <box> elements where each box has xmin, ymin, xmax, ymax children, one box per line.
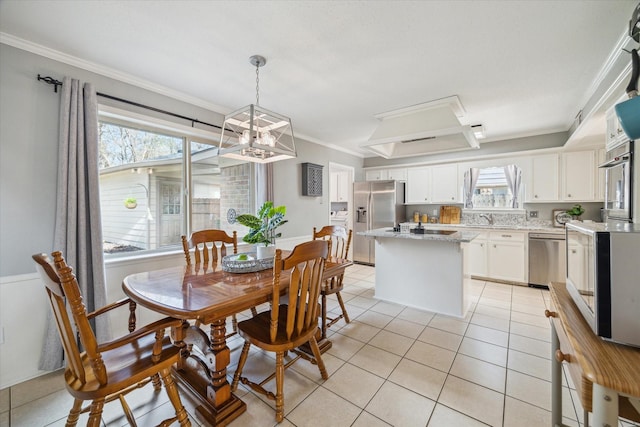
<box><xmin>463</xmin><ymin>165</ymin><xmax>522</xmax><ymax>209</ymax></box>
<box><xmin>98</xmin><ymin>107</ymin><xmax>253</xmax><ymax>256</ymax></box>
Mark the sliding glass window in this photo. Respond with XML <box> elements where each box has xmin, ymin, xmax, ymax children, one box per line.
<box><xmin>97</xmin><ymin>113</ymin><xmax>253</xmax><ymax>256</ymax></box>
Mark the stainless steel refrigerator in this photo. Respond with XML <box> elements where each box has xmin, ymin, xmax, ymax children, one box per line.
<box><xmin>353</xmin><ymin>181</ymin><xmax>406</xmax><ymax>265</ymax></box>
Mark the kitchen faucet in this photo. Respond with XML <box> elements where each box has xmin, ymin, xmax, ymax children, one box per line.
<box><xmin>480</xmin><ymin>213</ymin><xmax>494</xmax><ymax>225</ymax></box>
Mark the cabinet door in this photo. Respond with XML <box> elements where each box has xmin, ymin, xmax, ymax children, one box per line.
<box><xmin>562</xmin><ymin>151</ymin><xmax>595</xmax><ymax>201</ymax></box>
<box><xmin>330</xmin><ymin>172</ymin><xmax>339</xmax><ymax>202</ymax></box>
<box><xmin>336</xmin><ymin>171</ymin><xmax>349</xmax><ymax>202</ymax></box>
<box><xmin>596</xmin><ymin>148</ymin><xmax>605</xmax><ymax>201</ymax></box>
<box><xmin>488</xmin><ymin>241</ymin><xmax>526</xmax><ymax>282</ymax></box>
<box><xmin>529</xmin><ymin>154</ymin><xmax>559</xmax><ymax>202</ymax></box>
<box><xmin>430</xmin><ymin>164</ymin><xmax>459</xmax><ymax>203</ymax></box>
<box><xmin>468</xmin><ymin>237</ymin><xmax>488</xmax><ymax>276</ymax></box>
<box><xmin>406</xmin><ymin>167</ymin><xmax>431</xmax><ymax>203</ymax></box>
<box><xmin>365</xmin><ymin>170</ymin><xmax>387</xmax><ymax>181</ymax></box>
<box><xmin>387</xmin><ymin>168</ymin><xmax>407</xmax><ymax>181</ymax></box>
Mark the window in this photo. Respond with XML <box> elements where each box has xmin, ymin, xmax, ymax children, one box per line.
<box><xmin>463</xmin><ymin>165</ymin><xmax>522</xmax><ymax>209</ymax></box>
<box><xmin>98</xmin><ymin>110</ymin><xmax>253</xmax><ymax>256</ymax></box>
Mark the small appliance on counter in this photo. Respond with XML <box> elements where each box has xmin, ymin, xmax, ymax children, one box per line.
<box><xmin>565</xmin><ymin>221</ymin><xmax>640</xmax><ymax>348</ymax></box>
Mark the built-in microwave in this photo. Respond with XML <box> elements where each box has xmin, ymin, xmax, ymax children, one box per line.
<box><xmin>565</xmin><ymin>221</ymin><xmax>640</xmax><ymax>347</ymax></box>
<box><xmin>600</xmin><ymin>140</ymin><xmax>633</xmax><ymax>222</ymax></box>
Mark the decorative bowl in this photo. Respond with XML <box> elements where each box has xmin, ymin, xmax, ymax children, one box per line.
<box><xmin>221</xmin><ymin>252</ymin><xmax>273</xmax><ymax>273</ymax></box>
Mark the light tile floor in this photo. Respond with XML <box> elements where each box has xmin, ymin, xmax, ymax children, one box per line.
<box><xmin>2</xmin><ymin>264</ymin><xmax>639</xmax><ymax>427</ymax></box>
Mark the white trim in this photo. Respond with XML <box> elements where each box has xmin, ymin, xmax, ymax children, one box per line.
<box><xmin>0</xmin><ymin>32</ymin><xmax>231</xmax><ymax>114</ymax></box>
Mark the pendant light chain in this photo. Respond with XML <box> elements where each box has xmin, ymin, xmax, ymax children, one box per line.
<box><xmin>255</xmin><ymin>61</ymin><xmax>260</xmax><ymax>106</ymax></box>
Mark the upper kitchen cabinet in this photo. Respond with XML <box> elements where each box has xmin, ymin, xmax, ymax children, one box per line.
<box><xmin>430</xmin><ymin>164</ymin><xmax>459</xmax><ymax>203</ymax></box>
<box><xmin>562</xmin><ymin>150</ymin><xmax>596</xmax><ymax>201</ymax></box>
<box><xmin>406</xmin><ymin>164</ymin><xmax>460</xmax><ymax>204</ymax></box>
<box><xmin>406</xmin><ymin>167</ymin><xmax>431</xmax><ymax>203</ymax></box>
<box><xmin>605</xmin><ymin>104</ymin><xmax>627</xmax><ymax>151</ymax></box>
<box><xmin>528</xmin><ymin>154</ymin><xmax>559</xmax><ymax>202</ymax></box>
<box><xmin>330</xmin><ymin>171</ymin><xmax>350</xmax><ymax>202</ymax></box>
<box><xmin>365</xmin><ymin>167</ymin><xmax>407</xmax><ymax>181</ymax></box>
<box><xmin>386</xmin><ymin>168</ymin><xmax>407</xmax><ymax>181</ymax></box>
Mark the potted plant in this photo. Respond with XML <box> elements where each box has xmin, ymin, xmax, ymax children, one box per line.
<box><xmin>566</xmin><ymin>204</ymin><xmax>585</xmax><ymax>220</ymax></box>
<box><xmin>124</xmin><ymin>197</ymin><xmax>138</xmax><ymax>209</ymax></box>
<box><xmin>236</xmin><ymin>201</ymin><xmax>287</xmax><ymax>259</ymax></box>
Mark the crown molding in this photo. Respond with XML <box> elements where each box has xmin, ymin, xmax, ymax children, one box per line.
<box><xmin>0</xmin><ymin>32</ymin><xmax>230</xmax><ymax>115</ymax></box>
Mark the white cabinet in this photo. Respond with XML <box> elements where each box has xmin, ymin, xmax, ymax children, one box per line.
<box><xmin>430</xmin><ymin>164</ymin><xmax>459</xmax><ymax>203</ymax></box>
<box><xmin>562</xmin><ymin>151</ymin><xmax>595</xmax><ymax>201</ymax></box>
<box><xmin>606</xmin><ymin>106</ymin><xmax>627</xmax><ymax>150</ymax></box>
<box><xmin>387</xmin><ymin>168</ymin><xmax>407</xmax><ymax>181</ymax></box>
<box><xmin>468</xmin><ymin>232</ymin><xmax>488</xmax><ymax>277</ymax></box>
<box><xmin>487</xmin><ymin>231</ymin><xmax>527</xmax><ymax>283</ymax></box>
<box><xmin>596</xmin><ymin>148</ymin><xmax>605</xmax><ymax>201</ymax></box>
<box><xmin>365</xmin><ymin>170</ymin><xmax>384</xmax><ymax>181</ymax></box>
<box><xmin>406</xmin><ymin>164</ymin><xmax>459</xmax><ymax>204</ymax></box>
<box><xmin>365</xmin><ymin>168</ymin><xmax>407</xmax><ymax>181</ymax></box>
<box><xmin>406</xmin><ymin>167</ymin><xmax>432</xmax><ymax>203</ymax></box>
<box><xmin>528</xmin><ymin>154</ymin><xmax>559</xmax><ymax>202</ymax></box>
<box><xmin>330</xmin><ymin>171</ymin><xmax>349</xmax><ymax>202</ymax></box>
<box><xmin>467</xmin><ymin>229</ymin><xmax>526</xmax><ymax>283</ymax></box>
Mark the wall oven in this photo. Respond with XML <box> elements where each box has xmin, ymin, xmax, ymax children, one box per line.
<box><xmin>600</xmin><ymin>140</ymin><xmax>633</xmax><ymax>222</ymax></box>
<box><xmin>565</xmin><ymin>221</ymin><xmax>640</xmax><ymax>347</ymax></box>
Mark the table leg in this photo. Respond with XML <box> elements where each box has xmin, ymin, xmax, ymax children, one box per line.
<box><xmin>551</xmin><ymin>322</ymin><xmax>563</xmax><ymax>427</ymax></box>
<box><xmin>173</xmin><ymin>319</ymin><xmax>246</xmax><ymax>426</ymax></box>
<box><xmin>592</xmin><ymin>383</ymin><xmax>618</xmax><ymax>427</ymax></box>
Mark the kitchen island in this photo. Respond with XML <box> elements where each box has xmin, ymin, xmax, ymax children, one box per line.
<box><xmin>359</xmin><ymin>227</ymin><xmax>480</xmax><ymax>317</ymax></box>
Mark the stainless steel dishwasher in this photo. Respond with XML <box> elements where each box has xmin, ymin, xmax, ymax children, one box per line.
<box><xmin>528</xmin><ymin>232</ymin><xmax>566</xmax><ymax>288</ymax></box>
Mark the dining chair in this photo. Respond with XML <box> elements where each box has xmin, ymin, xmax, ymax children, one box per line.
<box><xmin>312</xmin><ymin>225</ymin><xmax>353</xmax><ymax>339</ymax></box>
<box><xmin>32</xmin><ymin>251</ymin><xmax>191</xmax><ymax>427</ymax></box>
<box><xmin>231</xmin><ymin>240</ymin><xmax>329</xmax><ymax>423</ymax></box>
<box><xmin>181</xmin><ymin>229</ymin><xmax>257</xmax><ymax>338</ymax></box>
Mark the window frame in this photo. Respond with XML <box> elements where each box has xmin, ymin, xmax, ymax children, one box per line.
<box><xmin>97</xmin><ymin>105</ymin><xmax>253</xmax><ymax>259</ymax></box>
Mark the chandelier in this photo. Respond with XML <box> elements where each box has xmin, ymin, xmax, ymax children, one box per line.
<box><xmin>218</xmin><ymin>55</ymin><xmax>297</xmax><ymax>163</ymax></box>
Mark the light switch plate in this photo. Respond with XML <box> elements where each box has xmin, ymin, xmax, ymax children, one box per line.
<box><xmin>529</xmin><ymin>211</ymin><xmax>538</xmax><ymax>218</ymax></box>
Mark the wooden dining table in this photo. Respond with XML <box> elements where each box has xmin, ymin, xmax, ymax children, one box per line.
<box><xmin>122</xmin><ymin>254</ymin><xmax>352</xmax><ymax>426</ymax></box>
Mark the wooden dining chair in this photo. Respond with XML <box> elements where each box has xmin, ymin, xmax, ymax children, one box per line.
<box><xmin>312</xmin><ymin>225</ymin><xmax>353</xmax><ymax>339</ymax></box>
<box><xmin>181</xmin><ymin>229</ymin><xmax>257</xmax><ymax>337</ymax></box>
<box><xmin>231</xmin><ymin>240</ymin><xmax>329</xmax><ymax>423</ymax></box>
<box><xmin>32</xmin><ymin>251</ymin><xmax>191</xmax><ymax>427</ymax></box>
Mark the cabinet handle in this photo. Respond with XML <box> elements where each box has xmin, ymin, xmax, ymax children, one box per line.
<box><xmin>610</xmin><ymin>133</ymin><xmax>616</xmax><ymax>138</ymax></box>
<box><xmin>567</xmin><ymin>194</ymin><xmax>572</xmax><ymax>198</ymax></box>
<box><xmin>555</xmin><ymin>349</ymin><xmax>571</xmax><ymax>363</ymax></box>
<box><xmin>493</xmin><ymin>244</ymin><xmax>497</xmax><ymax>248</ymax></box>
<box><xmin>480</xmin><ymin>243</ymin><xmax>484</xmax><ymax>247</ymax></box>
<box><xmin>571</xmin><ymin>249</ymin><xmax>576</xmax><ymax>254</ymax></box>
<box><xmin>544</xmin><ymin>309</ymin><xmax>557</xmax><ymax>318</ymax></box>
<box><xmin>534</xmin><ymin>195</ymin><xmax>538</xmax><ymax>198</ymax></box>
<box><xmin>502</xmin><ymin>234</ymin><xmax>512</xmax><ymax>238</ymax></box>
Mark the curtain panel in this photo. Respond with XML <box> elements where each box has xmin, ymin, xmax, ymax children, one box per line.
<box><xmin>463</xmin><ymin>168</ymin><xmax>480</xmax><ymax>208</ymax></box>
<box><xmin>503</xmin><ymin>165</ymin><xmax>522</xmax><ymax>208</ymax></box>
<box><xmin>40</xmin><ymin>77</ymin><xmax>110</xmax><ymax>370</ymax></box>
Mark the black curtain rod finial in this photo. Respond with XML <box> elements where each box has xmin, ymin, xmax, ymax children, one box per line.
<box><xmin>37</xmin><ymin>74</ymin><xmax>63</xmax><ymax>93</ymax></box>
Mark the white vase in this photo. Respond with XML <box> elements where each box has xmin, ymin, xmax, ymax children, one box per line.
<box><xmin>257</xmin><ymin>244</ymin><xmax>276</xmax><ymax>259</ymax></box>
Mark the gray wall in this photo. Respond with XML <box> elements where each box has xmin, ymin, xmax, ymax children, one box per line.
<box><xmin>0</xmin><ymin>44</ymin><xmax>363</xmax><ymax>275</ymax></box>
<box><xmin>363</xmin><ymin>132</ymin><xmax>568</xmax><ymax>168</ymax></box>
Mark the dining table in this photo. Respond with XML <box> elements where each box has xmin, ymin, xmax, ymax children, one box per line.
<box><xmin>122</xmin><ymin>253</ymin><xmax>352</xmax><ymax>426</ymax></box>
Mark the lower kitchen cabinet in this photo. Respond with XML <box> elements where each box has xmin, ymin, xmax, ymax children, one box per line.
<box><xmin>468</xmin><ymin>232</ymin><xmax>488</xmax><ymax>276</ymax></box>
<box><xmin>470</xmin><ymin>230</ymin><xmax>527</xmax><ymax>283</ymax></box>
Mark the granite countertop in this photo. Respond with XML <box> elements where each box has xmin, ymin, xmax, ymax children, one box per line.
<box><xmin>358</xmin><ymin>228</ymin><xmax>480</xmax><ymax>243</ymax></box>
<box><xmin>399</xmin><ymin>222</ymin><xmax>562</xmax><ymax>232</ymax></box>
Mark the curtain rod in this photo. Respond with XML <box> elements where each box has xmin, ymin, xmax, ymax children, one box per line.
<box><xmin>37</xmin><ymin>74</ymin><xmax>222</xmax><ymax>130</ymax></box>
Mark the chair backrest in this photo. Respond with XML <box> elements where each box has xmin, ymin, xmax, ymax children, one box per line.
<box><xmin>181</xmin><ymin>229</ymin><xmax>238</xmax><ymax>270</ymax></box>
<box><xmin>270</xmin><ymin>240</ymin><xmax>328</xmax><ymax>342</ymax></box>
<box><xmin>312</xmin><ymin>225</ymin><xmax>352</xmax><ymax>260</ymax></box>
<box><xmin>32</xmin><ymin>252</ymin><xmax>106</xmax><ymax>386</ymax></box>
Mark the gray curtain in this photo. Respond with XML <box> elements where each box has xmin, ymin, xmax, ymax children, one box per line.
<box><xmin>39</xmin><ymin>77</ymin><xmax>110</xmax><ymax>370</ymax></box>
<box><xmin>463</xmin><ymin>168</ymin><xmax>480</xmax><ymax>208</ymax></box>
<box><xmin>256</xmin><ymin>163</ymin><xmax>274</xmax><ymax>206</ymax></box>
<box><xmin>503</xmin><ymin>164</ymin><xmax>522</xmax><ymax>208</ymax></box>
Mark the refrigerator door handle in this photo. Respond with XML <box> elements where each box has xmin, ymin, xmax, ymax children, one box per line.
<box><xmin>367</xmin><ymin>192</ymin><xmax>373</xmax><ymax>230</ymax></box>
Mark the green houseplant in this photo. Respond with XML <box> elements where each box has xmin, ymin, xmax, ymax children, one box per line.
<box><xmin>236</xmin><ymin>201</ymin><xmax>288</xmax><ymax>247</ymax></box>
<box><xmin>124</xmin><ymin>197</ymin><xmax>138</xmax><ymax>209</ymax></box>
<box><xmin>566</xmin><ymin>204</ymin><xmax>585</xmax><ymax>219</ymax></box>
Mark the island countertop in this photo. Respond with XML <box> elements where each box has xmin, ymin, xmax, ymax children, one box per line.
<box><xmin>358</xmin><ymin>227</ymin><xmax>480</xmax><ymax>243</ymax></box>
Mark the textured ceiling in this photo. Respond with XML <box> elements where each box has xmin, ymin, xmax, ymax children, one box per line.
<box><xmin>0</xmin><ymin>0</ymin><xmax>636</xmax><ymax>157</ymax></box>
